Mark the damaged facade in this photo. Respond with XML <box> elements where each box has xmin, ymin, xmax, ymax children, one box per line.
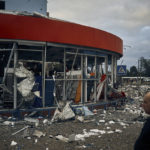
<box><xmin>0</xmin><ymin>1</ymin><xmax>123</xmax><ymax>114</ymax></box>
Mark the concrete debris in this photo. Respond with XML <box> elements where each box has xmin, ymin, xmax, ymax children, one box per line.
<box><xmin>103</xmin><ymin>110</ymin><xmax>106</xmax><ymax>114</ymax></box>
<box><xmin>10</xmin><ymin>141</ymin><xmax>17</xmax><ymax>146</ymax></box>
<box><xmin>107</xmin><ymin>131</ymin><xmax>114</xmax><ymax>134</ymax></box>
<box><xmin>33</xmin><ymin>130</ymin><xmax>46</xmax><ymax>138</ymax></box>
<box><xmin>77</xmin><ymin>145</ymin><xmax>87</xmax><ymax>149</ymax></box>
<box><xmin>68</xmin><ymin>134</ymin><xmax>77</xmax><ymax>142</ymax></box>
<box><xmin>84</xmin><ymin>119</ymin><xmax>95</xmax><ymax>123</ymax></box>
<box><xmin>119</xmin><ymin>122</ymin><xmax>128</xmax><ymax>127</ymax></box>
<box><xmin>49</xmin><ymin>135</ymin><xmax>53</xmax><ymax>138</ymax></box>
<box><xmin>55</xmin><ymin>135</ymin><xmax>69</xmax><ymax>142</ymax></box>
<box><xmin>99</xmin><ymin>120</ymin><xmax>105</xmax><ymax>123</ymax></box>
<box><xmin>68</xmin><ymin>127</ymin><xmax>122</xmax><ymax>142</ymax></box>
<box><xmin>35</xmin><ymin>139</ymin><xmax>38</xmax><ymax>143</ymax></box>
<box><xmin>43</xmin><ymin>119</ymin><xmax>49</xmax><ymax>124</ymax></box>
<box><xmin>109</xmin><ymin>121</ymin><xmax>115</xmax><ymax>124</ymax></box>
<box><xmin>106</xmin><ymin>127</ymin><xmax>111</xmax><ymax>130</ymax></box>
<box><xmin>0</xmin><ymin>84</ymin><xmax>148</xmax><ymax>149</ymax></box>
<box><xmin>24</xmin><ymin>117</ymin><xmax>39</xmax><ymax>126</ymax></box>
<box><xmin>115</xmin><ymin>129</ymin><xmax>122</xmax><ymax>133</ymax></box>
<box><xmin>76</xmin><ymin>116</ymin><xmax>84</xmax><ymax>122</ymax></box>
<box><xmin>75</xmin><ymin>134</ymin><xmax>86</xmax><ymax>141</ymax></box>
<box><xmin>90</xmin><ymin>129</ymin><xmax>106</xmax><ymax>134</ymax></box>
<box><xmin>3</xmin><ymin>121</ymin><xmax>15</xmax><ymax>126</ymax></box>
<box><xmin>76</xmin><ymin>144</ymin><xmax>94</xmax><ymax>149</ymax></box>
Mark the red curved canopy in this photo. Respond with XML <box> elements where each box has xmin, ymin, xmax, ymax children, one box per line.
<box><xmin>0</xmin><ymin>13</ymin><xmax>123</xmax><ymax>55</ymax></box>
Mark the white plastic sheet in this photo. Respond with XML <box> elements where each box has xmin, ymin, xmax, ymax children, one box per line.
<box><xmin>51</xmin><ymin>102</ymin><xmax>75</xmax><ymax>122</ymax></box>
<box><xmin>15</xmin><ymin>62</ymin><xmax>35</xmax><ymax>98</ymax></box>
<box><xmin>17</xmin><ymin>78</ymin><xmax>35</xmax><ymax>97</ymax></box>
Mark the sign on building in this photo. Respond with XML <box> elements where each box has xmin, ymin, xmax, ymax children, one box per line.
<box><xmin>117</xmin><ymin>65</ymin><xmax>127</xmax><ymax>75</ymax></box>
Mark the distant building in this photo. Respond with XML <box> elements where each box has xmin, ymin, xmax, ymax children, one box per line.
<box><xmin>0</xmin><ymin>0</ymin><xmax>47</xmax><ymax>15</ymax></box>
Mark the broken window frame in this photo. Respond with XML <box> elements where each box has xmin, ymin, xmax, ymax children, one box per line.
<box><xmin>0</xmin><ymin>40</ymin><xmax>118</xmax><ymax>110</ymax></box>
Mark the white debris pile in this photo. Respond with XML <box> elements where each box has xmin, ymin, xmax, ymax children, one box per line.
<box><xmin>123</xmin><ymin>104</ymin><xmax>143</xmax><ymax>115</ymax></box>
<box><xmin>108</xmin><ymin>120</ymin><xmax>115</xmax><ymax>124</ymax></box>
<box><xmin>68</xmin><ymin>127</ymin><xmax>123</xmax><ymax>142</ymax></box>
<box><xmin>55</xmin><ymin>135</ymin><xmax>69</xmax><ymax>142</ymax></box>
<box><xmin>24</xmin><ymin>117</ymin><xmax>39</xmax><ymax>127</ymax></box>
<box><xmin>115</xmin><ymin>129</ymin><xmax>122</xmax><ymax>133</ymax></box>
<box><xmin>121</xmin><ymin>85</ymin><xmax>150</xmax><ymax>99</ymax></box>
<box><xmin>3</xmin><ymin>121</ymin><xmax>15</xmax><ymax>126</ymax></box>
<box><xmin>33</xmin><ymin>130</ymin><xmax>46</xmax><ymax>138</ymax></box>
<box><xmin>119</xmin><ymin>85</ymin><xmax>150</xmax><ymax>116</ymax></box>
<box><xmin>10</xmin><ymin>141</ymin><xmax>17</xmax><ymax>146</ymax></box>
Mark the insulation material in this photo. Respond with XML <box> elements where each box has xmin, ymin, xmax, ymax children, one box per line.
<box><xmin>15</xmin><ymin>62</ymin><xmax>35</xmax><ymax>98</ymax></box>
<box><xmin>15</xmin><ymin>62</ymin><xmax>33</xmax><ymax>78</ymax></box>
<box><xmin>17</xmin><ymin>78</ymin><xmax>35</xmax><ymax>97</ymax></box>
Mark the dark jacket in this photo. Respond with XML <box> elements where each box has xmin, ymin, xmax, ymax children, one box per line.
<box><xmin>134</xmin><ymin>117</ymin><xmax>150</xmax><ymax>150</ymax></box>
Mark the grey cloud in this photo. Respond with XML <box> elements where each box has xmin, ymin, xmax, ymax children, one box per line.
<box><xmin>48</xmin><ymin>0</ymin><xmax>150</xmax><ymax>68</ymax></box>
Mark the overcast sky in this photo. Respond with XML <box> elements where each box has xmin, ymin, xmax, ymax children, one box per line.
<box><xmin>47</xmin><ymin>0</ymin><xmax>150</xmax><ymax>69</ymax></box>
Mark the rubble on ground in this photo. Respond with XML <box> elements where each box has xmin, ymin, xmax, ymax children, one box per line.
<box><xmin>0</xmin><ymin>84</ymin><xmax>149</xmax><ymax>150</ymax></box>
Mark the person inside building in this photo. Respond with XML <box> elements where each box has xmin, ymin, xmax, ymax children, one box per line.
<box><xmin>134</xmin><ymin>92</ymin><xmax>150</xmax><ymax>149</ymax></box>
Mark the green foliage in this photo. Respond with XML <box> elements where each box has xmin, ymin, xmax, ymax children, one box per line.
<box><xmin>129</xmin><ymin>66</ymin><xmax>138</xmax><ymax>76</ymax></box>
<box><xmin>141</xmin><ymin>57</ymin><xmax>150</xmax><ymax>77</ymax></box>
<box><xmin>127</xmin><ymin>57</ymin><xmax>150</xmax><ymax>77</ymax></box>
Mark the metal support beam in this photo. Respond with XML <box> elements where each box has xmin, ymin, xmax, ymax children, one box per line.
<box><xmin>104</xmin><ymin>56</ymin><xmax>108</xmax><ymax>101</ymax></box>
<box><xmin>84</xmin><ymin>56</ymin><xmax>88</xmax><ymax>102</ymax></box>
<box><xmin>42</xmin><ymin>43</ymin><xmax>47</xmax><ymax>107</ymax></box>
<box><xmin>111</xmin><ymin>55</ymin><xmax>114</xmax><ymax>88</ymax></box>
<box><xmin>13</xmin><ymin>43</ymin><xmax>17</xmax><ymax>109</ymax></box>
<box><xmin>2</xmin><ymin>43</ymin><xmax>16</xmax><ymax>84</ymax></box>
<box><xmin>114</xmin><ymin>56</ymin><xmax>117</xmax><ymax>84</ymax></box>
<box><xmin>63</xmin><ymin>48</ymin><xmax>66</xmax><ymax>100</ymax></box>
<box><xmin>94</xmin><ymin>56</ymin><xmax>97</xmax><ymax>102</ymax></box>
<box><xmin>81</xmin><ymin>55</ymin><xmax>84</xmax><ymax>104</ymax></box>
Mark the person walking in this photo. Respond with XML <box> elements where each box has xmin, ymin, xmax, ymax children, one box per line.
<box><xmin>134</xmin><ymin>92</ymin><xmax>150</xmax><ymax>150</ymax></box>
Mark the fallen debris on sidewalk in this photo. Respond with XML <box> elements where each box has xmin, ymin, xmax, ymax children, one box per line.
<box><xmin>33</xmin><ymin>130</ymin><xmax>46</xmax><ymax>138</ymax></box>
<box><xmin>51</xmin><ymin>101</ymin><xmax>75</xmax><ymax>122</ymax></box>
<box><xmin>3</xmin><ymin>121</ymin><xmax>15</xmax><ymax>126</ymax></box>
<box><xmin>55</xmin><ymin>135</ymin><xmax>69</xmax><ymax>142</ymax></box>
<box><xmin>24</xmin><ymin>117</ymin><xmax>39</xmax><ymax>126</ymax></box>
<box><xmin>10</xmin><ymin>141</ymin><xmax>17</xmax><ymax>146</ymax></box>
<box><xmin>75</xmin><ymin>116</ymin><xmax>84</xmax><ymax>122</ymax></box>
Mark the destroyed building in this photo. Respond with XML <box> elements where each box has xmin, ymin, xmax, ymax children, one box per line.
<box><xmin>0</xmin><ymin>0</ymin><xmax>123</xmax><ymax>115</ymax></box>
